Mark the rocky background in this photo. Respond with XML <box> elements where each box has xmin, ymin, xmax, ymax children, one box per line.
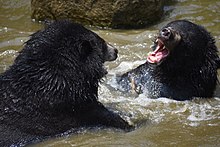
<box><xmin>31</xmin><ymin>0</ymin><xmax>165</xmax><ymax>29</ymax></box>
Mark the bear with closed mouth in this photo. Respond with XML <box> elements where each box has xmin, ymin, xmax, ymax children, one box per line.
<box><xmin>0</xmin><ymin>20</ymin><xmax>132</xmax><ymax>146</ymax></box>
<box><xmin>116</xmin><ymin>20</ymin><xmax>220</xmax><ymax>100</ymax></box>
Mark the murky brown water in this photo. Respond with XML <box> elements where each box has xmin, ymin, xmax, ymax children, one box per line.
<box><xmin>1</xmin><ymin>0</ymin><xmax>220</xmax><ymax>146</ymax></box>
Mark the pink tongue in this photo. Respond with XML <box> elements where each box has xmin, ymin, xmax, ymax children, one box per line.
<box><xmin>147</xmin><ymin>52</ymin><xmax>162</xmax><ymax>63</ymax></box>
<box><xmin>147</xmin><ymin>49</ymin><xmax>168</xmax><ymax>63</ymax></box>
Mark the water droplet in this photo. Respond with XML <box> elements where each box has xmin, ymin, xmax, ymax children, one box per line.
<box><xmin>3</xmin><ymin>27</ymin><xmax>8</xmax><ymax>32</ymax></box>
<box><xmin>4</xmin><ymin>107</ymin><xmax>9</xmax><ymax>112</ymax></box>
<box><xmin>12</xmin><ymin>98</ymin><xmax>21</xmax><ymax>103</ymax></box>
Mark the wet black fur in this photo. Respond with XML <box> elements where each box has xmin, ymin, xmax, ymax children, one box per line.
<box><xmin>117</xmin><ymin>20</ymin><xmax>219</xmax><ymax>100</ymax></box>
<box><xmin>0</xmin><ymin>20</ymin><xmax>131</xmax><ymax>146</ymax></box>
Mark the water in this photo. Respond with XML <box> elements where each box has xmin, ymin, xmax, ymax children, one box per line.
<box><xmin>0</xmin><ymin>0</ymin><xmax>220</xmax><ymax>146</ymax></box>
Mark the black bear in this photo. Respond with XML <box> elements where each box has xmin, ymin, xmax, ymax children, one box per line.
<box><xmin>0</xmin><ymin>20</ymin><xmax>132</xmax><ymax>146</ymax></box>
<box><xmin>116</xmin><ymin>20</ymin><xmax>220</xmax><ymax>100</ymax></box>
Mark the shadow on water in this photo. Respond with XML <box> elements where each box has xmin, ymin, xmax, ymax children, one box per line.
<box><xmin>0</xmin><ymin>0</ymin><xmax>220</xmax><ymax>146</ymax></box>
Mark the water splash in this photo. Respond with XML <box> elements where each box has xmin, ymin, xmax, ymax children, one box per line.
<box><xmin>100</xmin><ymin>61</ymin><xmax>220</xmax><ymax>127</ymax></box>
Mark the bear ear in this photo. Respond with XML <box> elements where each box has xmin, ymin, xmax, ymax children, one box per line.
<box><xmin>79</xmin><ymin>40</ymin><xmax>93</xmax><ymax>59</ymax></box>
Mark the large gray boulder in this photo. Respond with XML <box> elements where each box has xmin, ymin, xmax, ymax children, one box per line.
<box><xmin>31</xmin><ymin>0</ymin><xmax>164</xmax><ymax>29</ymax></box>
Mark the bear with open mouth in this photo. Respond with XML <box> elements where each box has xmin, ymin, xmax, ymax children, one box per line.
<box><xmin>116</xmin><ymin>20</ymin><xmax>220</xmax><ymax>100</ymax></box>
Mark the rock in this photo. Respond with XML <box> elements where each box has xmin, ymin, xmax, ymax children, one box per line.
<box><xmin>31</xmin><ymin>0</ymin><xmax>164</xmax><ymax>29</ymax></box>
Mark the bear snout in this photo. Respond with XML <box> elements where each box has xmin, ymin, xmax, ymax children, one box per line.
<box><xmin>105</xmin><ymin>43</ymin><xmax>118</xmax><ymax>61</ymax></box>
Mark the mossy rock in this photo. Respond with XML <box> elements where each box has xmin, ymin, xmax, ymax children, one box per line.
<box><xmin>31</xmin><ymin>0</ymin><xmax>164</xmax><ymax>29</ymax></box>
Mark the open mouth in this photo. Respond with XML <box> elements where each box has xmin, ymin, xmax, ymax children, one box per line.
<box><xmin>147</xmin><ymin>38</ymin><xmax>169</xmax><ymax>64</ymax></box>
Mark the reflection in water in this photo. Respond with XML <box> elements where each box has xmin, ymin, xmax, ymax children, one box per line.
<box><xmin>0</xmin><ymin>0</ymin><xmax>220</xmax><ymax>146</ymax></box>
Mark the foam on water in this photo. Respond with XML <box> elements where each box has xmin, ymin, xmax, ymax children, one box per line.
<box><xmin>0</xmin><ymin>50</ymin><xmax>18</xmax><ymax>72</ymax></box>
<box><xmin>100</xmin><ymin>61</ymin><xmax>220</xmax><ymax>127</ymax></box>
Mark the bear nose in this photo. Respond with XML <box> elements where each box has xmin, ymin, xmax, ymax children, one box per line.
<box><xmin>114</xmin><ymin>48</ymin><xmax>118</xmax><ymax>54</ymax></box>
<box><xmin>161</xmin><ymin>28</ymin><xmax>171</xmax><ymax>38</ymax></box>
